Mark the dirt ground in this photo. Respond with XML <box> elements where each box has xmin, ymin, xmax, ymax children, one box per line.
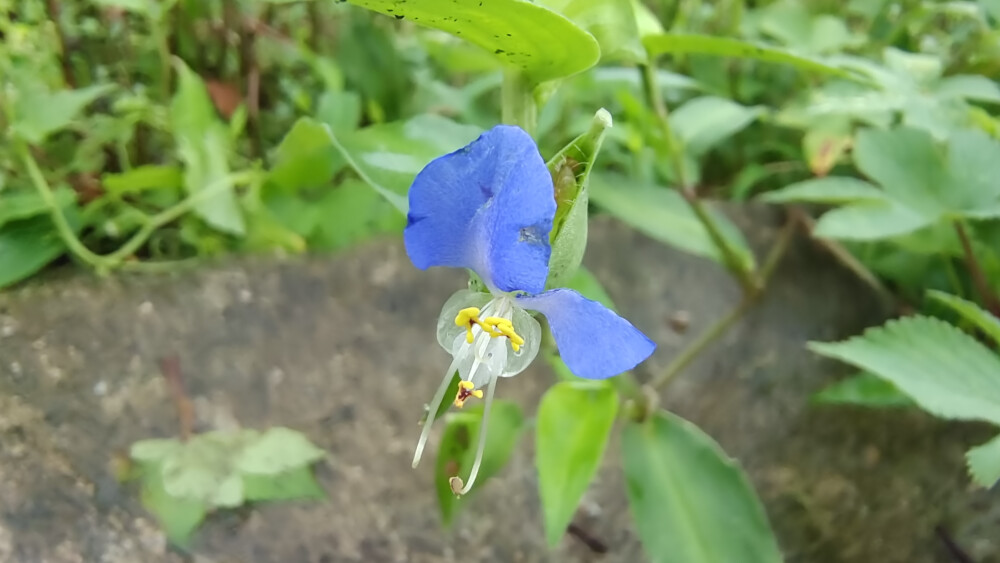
<box><xmin>0</xmin><ymin>209</ymin><xmax>997</xmax><ymax>563</ymax></box>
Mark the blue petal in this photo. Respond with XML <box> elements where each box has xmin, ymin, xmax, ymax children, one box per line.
<box><xmin>517</xmin><ymin>289</ymin><xmax>656</xmax><ymax>379</ymax></box>
<box><xmin>403</xmin><ymin>125</ymin><xmax>555</xmax><ymax>294</ymax></box>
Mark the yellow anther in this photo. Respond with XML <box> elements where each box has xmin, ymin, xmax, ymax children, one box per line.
<box><xmin>453</xmin><ymin>380</ymin><xmax>484</xmax><ymax>408</ymax></box>
<box><xmin>454</xmin><ymin>310</ymin><xmax>525</xmax><ymax>351</ymax></box>
<box><xmin>455</xmin><ymin>307</ymin><xmax>482</xmax><ymax>343</ymax></box>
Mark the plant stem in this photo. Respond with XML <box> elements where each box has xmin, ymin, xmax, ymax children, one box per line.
<box><xmin>18</xmin><ymin>141</ymin><xmax>254</xmax><ymax>272</ymax></box>
<box><xmin>501</xmin><ymin>68</ymin><xmax>537</xmax><ymax>135</ymax></box>
<box><xmin>640</xmin><ymin>63</ymin><xmax>758</xmax><ymax>293</ymax></box>
<box><xmin>954</xmin><ymin>220</ymin><xmax>1000</xmax><ymax>316</ymax></box>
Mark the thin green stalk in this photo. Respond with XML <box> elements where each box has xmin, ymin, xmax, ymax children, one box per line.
<box><xmin>501</xmin><ymin>68</ymin><xmax>537</xmax><ymax>135</ymax></box>
<box><xmin>18</xmin><ymin>141</ymin><xmax>254</xmax><ymax>272</ymax></box>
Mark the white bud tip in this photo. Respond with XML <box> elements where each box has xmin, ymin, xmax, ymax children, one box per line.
<box><xmin>594</xmin><ymin>108</ymin><xmax>613</xmax><ymax>129</ymax></box>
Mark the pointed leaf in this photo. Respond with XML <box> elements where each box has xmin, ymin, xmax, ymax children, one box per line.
<box><xmin>0</xmin><ymin>189</ymin><xmax>75</xmax><ymax>229</ymax></box>
<box><xmin>811</xmin><ymin>372</ymin><xmax>914</xmax><ymax>407</ymax></box>
<box><xmin>0</xmin><ymin>217</ymin><xmax>68</xmax><ymax>289</ymax></box>
<box><xmin>11</xmin><ymin>83</ymin><xmax>114</xmax><ymax>144</ymax></box>
<box><xmin>623</xmin><ymin>411</ymin><xmax>782</xmax><ymax>563</ymax></box>
<box><xmin>967</xmin><ymin>434</ymin><xmax>1000</xmax><ymax>488</ymax></box>
<box><xmin>537</xmin><ymin>380</ymin><xmax>618</xmax><ymax>546</ymax></box>
<box><xmin>345</xmin><ymin>0</ymin><xmax>600</xmax><ymax>83</ymax></box>
<box><xmin>809</xmin><ymin>316</ymin><xmax>1000</xmax><ymax>426</ymax></box>
<box><xmin>927</xmin><ymin>290</ymin><xmax>1000</xmax><ymax>346</ymax></box>
<box><xmin>762</xmin><ymin>177</ymin><xmax>887</xmax><ymax>205</ymax></box>
<box><xmin>812</xmin><ymin>202</ymin><xmax>932</xmax><ymax>241</ymax></box>
<box><xmin>268</xmin><ymin>117</ymin><xmax>346</xmax><ymax>192</ymax></box>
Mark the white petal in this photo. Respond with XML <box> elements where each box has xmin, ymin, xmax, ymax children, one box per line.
<box><xmin>436</xmin><ymin>289</ymin><xmax>492</xmax><ymax>352</ymax></box>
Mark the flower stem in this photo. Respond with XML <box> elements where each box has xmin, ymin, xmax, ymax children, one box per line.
<box><xmin>501</xmin><ymin>67</ymin><xmax>537</xmax><ymax>135</ymax></box>
<box><xmin>639</xmin><ymin>63</ymin><xmax>757</xmax><ymax>294</ymax></box>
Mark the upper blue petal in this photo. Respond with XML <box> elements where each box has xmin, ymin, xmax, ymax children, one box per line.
<box><xmin>403</xmin><ymin>125</ymin><xmax>555</xmax><ymax>294</ymax></box>
<box><xmin>517</xmin><ymin>289</ymin><xmax>656</xmax><ymax>379</ymax></box>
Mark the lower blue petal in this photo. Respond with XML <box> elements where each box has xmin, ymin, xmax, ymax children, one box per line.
<box><xmin>517</xmin><ymin>289</ymin><xmax>655</xmax><ymax>379</ymax></box>
<box><xmin>403</xmin><ymin>125</ymin><xmax>554</xmax><ymax>294</ymax></box>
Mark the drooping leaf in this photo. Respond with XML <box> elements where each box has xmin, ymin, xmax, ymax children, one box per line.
<box><xmin>812</xmin><ymin>372</ymin><xmax>914</xmax><ymax>407</ymax></box>
<box><xmin>536</xmin><ymin>380</ymin><xmax>618</xmax><ymax>546</ymax></box>
<box><xmin>762</xmin><ymin>177</ymin><xmax>887</xmax><ymax>205</ymax></box>
<box><xmin>670</xmin><ymin>96</ymin><xmax>762</xmax><ymax>156</ymax></box>
<box><xmin>236</xmin><ymin>427</ymin><xmax>327</xmax><ymax>476</ymax></box>
<box><xmin>927</xmin><ymin>290</ymin><xmax>1000</xmax><ymax>347</ymax></box>
<box><xmin>170</xmin><ymin>59</ymin><xmax>245</xmax><ymax>235</ymax></box>
<box><xmin>642</xmin><ymin>34</ymin><xmax>855</xmax><ymax>78</ymax></box>
<box><xmin>10</xmin><ymin>83</ymin><xmax>115</xmax><ymax>144</ymax></box>
<box><xmin>344</xmin><ymin>0</ymin><xmax>600</xmax><ymax>83</ymax></box>
<box><xmin>623</xmin><ymin>411</ymin><xmax>782</xmax><ymax>563</ymax></box>
<box><xmin>809</xmin><ymin>316</ymin><xmax>1000</xmax><ymax>426</ymax></box>
<box><xmin>590</xmin><ymin>174</ymin><xmax>756</xmax><ymax>272</ymax></box>
<box><xmin>967</xmin><ymin>433</ymin><xmax>1000</xmax><ymax>488</ymax></box>
<box><xmin>435</xmin><ymin>400</ymin><xmax>525</xmax><ymax>527</ymax></box>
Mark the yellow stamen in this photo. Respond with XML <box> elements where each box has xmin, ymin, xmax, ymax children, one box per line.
<box><xmin>453</xmin><ymin>380</ymin><xmax>484</xmax><ymax>408</ymax></box>
<box><xmin>452</xmin><ymin>309</ymin><xmax>525</xmax><ymax>351</ymax></box>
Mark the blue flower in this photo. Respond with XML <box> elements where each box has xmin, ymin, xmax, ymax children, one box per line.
<box><xmin>404</xmin><ymin>125</ymin><xmax>656</xmax><ymax>494</ymax></box>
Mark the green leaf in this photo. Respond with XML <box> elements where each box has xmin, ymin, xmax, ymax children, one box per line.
<box><xmin>812</xmin><ymin>201</ymin><xmax>932</xmax><ymax>241</ymax></box>
<box><xmin>538</xmin><ymin>0</ymin><xmax>645</xmax><ymax>63</ymax></box>
<box><xmin>927</xmin><ymin>290</ymin><xmax>1000</xmax><ymax>346</ymax></box>
<box><xmin>623</xmin><ymin>411</ymin><xmax>782</xmax><ymax>563</ymax></box>
<box><xmin>159</xmin><ymin>430</ymin><xmax>257</xmax><ymax>506</ymax></box>
<box><xmin>101</xmin><ymin>165</ymin><xmax>183</xmax><ymax>196</ymax></box>
<box><xmin>852</xmin><ymin>127</ymin><xmax>947</xmax><ymax>214</ymax></box>
<box><xmin>236</xmin><ymin>427</ymin><xmax>326</xmax><ymax>475</ymax></box>
<box><xmin>316</xmin><ymin>90</ymin><xmax>363</xmax><ymax>134</ymax></box>
<box><xmin>170</xmin><ymin>59</ymin><xmax>245</xmax><ymax>235</ymax></box>
<box><xmin>545</xmin><ymin>108</ymin><xmax>613</xmax><ymax>288</ymax></box>
<box><xmin>809</xmin><ymin>316</ymin><xmax>1000</xmax><ymax>426</ymax></box>
<box><xmin>761</xmin><ymin>177</ymin><xmax>887</xmax><ymax>205</ymax></box>
<box><xmin>332</xmin><ymin>114</ymin><xmax>483</xmax><ymax>214</ymax></box>
<box><xmin>130</xmin><ymin>438</ymin><xmax>183</xmax><ymax>463</ymax></box>
<box><xmin>0</xmin><ymin>217</ymin><xmax>68</xmax><ymax>289</ymax></box>
<box><xmin>0</xmin><ymin>189</ymin><xmax>75</xmax><ymax>229</ymax></box>
<box><xmin>945</xmin><ymin>129</ymin><xmax>1000</xmax><ymax>212</ymax></box>
<box><xmin>435</xmin><ymin>400</ymin><xmax>525</xmax><ymax>527</ymax></box>
<box><xmin>935</xmin><ymin>75</ymin><xmax>1000</xmax><ymax>103</ymax></box>
<box><xmin>305</xmin><ymin>179</ymin><xmax>406</xmax><ymax>252</ymax></box>
<box><xmin>268</xmin><ymin>117</ymin><xmax>345</xmax><ymax>193</ymax></box>
<box><xmin>345</xmin><ymin>0</ymin><xmax>600</xmax><ymax>83</ymax></box>
<box><xmin>590</xmin><ymin>174</ymin><xmax>756</xmax><ymax>272</ymax></box>
<box><xmin>812</xmin><ymin>372</ymin><xmax>914</xmax><ymax>407</ymax></box>
<box><xmin>536</xmin><ymin>380</ymin><xmax>618</xmax><ymax>546</ymax></box>
<box><xmin>642</xmin><ymin>34</ymin><xmax>855</xmax><ymax>78</ymax></box>
<box><xmin>242</xmin><ymin>466</ymin><xmax>326</xmax><ymax>502</ymax></box>
<box><xmin>10</xmin><ymin>83</ymin><xmax>115</xmax><ymax>144</ymax></box>
<box><xmin>139</xmin><ymin>462</ymin><xmax>207</xmax><ymax>548</ymax></box>
<box><xmin>670</xmin><ymin>96</ymin><xmax>762</xmax><ymax>156</ymax></box>
<box><xmin>967</xmin><ymin>433</ymin><xmax>1000</xmax><ymax>488</ymax></box>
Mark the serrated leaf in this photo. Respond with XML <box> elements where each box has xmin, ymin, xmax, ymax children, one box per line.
<box><xmin>927</xmin><ymin>290</ymin><xmax>1000</xmax><ymax>346</ymax></box>
<box><xmin>545</xmin><ymin>108</ymin><xmax>612</xmax><ymax>288</ymax></box>
<box><xmin>812</xmin><ymin>201</ymin><xmax>932</xmax><ymax>241</ymax></box>
<box><xmin>670</xmin><ymin>96</ymin><xmax>762</xmax><ymax>156</ymax></box>
<box><xmin>967</xmin><ymin>433</ymin><xmax>1000</xmax><ymax>488</ymax></box>
<box><xmin>809</xmin><ymin>316</ymin><xmax>1000</xmax><ymax>426</ymax></box>
<box><xmin>590</xmin><ymin>174</ymin><xmax>756</xmax><ymax>272</ymax></box>
<box><xmin>435</xmin><ymin>400</ymin><xmax>525</xmax><ymax>527</ymax></box>
<box><xmin>812</xmin><ymin>372</ymin><xmax>914</xmax><ymax>407</ymax></box>
<box><xmin>236</xmin><ymin>427</ymin><xmax>326</xmax><ymax>476</ymax></box>
<box><xmin>537</xmin><ymin>381</ymin><xmax>618</xmax><ymax>546</ymax></box>
<box><xmin>762</xmin><ymin>177</ymin><xmax>887</xmax><ymax>205</ymax></box>
<box><xmin>345</xmin><ymin>0</ymin><xmax>600</xmax><ymax>84</ymax></box>
<box><xmin>11</xmin><ymin>83</ymin><xmax>115</xmax><ymax>144</ymax></box>
<box><xmin>170</xmin><ymin>59</ymin><xmax>245</xmax><ymax>235</ymax></box>
<box><xmin>642</xmin><ymin>34</ymin><xmax>854</xmax><ymax>78</ymax></box>
<box><xmin>853</xmin><ymin>127</ymin><xmax>947</xmax><ymax>213</ymax></box>
<box><xmin>242</xmin><ymin>466</ymin><xmax>326</xmax><ymax>502</ymax></box>
<box><xmin>623</xmin><ymin>411</ymin><xmax>782</xmax><ymax>563</ymax></box>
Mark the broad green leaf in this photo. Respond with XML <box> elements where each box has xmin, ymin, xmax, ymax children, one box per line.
<box><xmin>670</xmin><ymin>96</ymin><xmax>762</xmax><ymax>156</ymax></box>
<box><xmin>946</xmin><ymin>129</ymin><xmax>1000</xmax><ymax>210</ymax></box>
<box><xmin>236</xmin><ymin>427</ymin><xmax>326</xmax><ymax>475</ymax></box>
<box><xmin>10</xmin><ymin>83</ymin><xmax>114</xmax><ymax>144</ymax></box>
<box><xmin>545</xmin><ymin>108</ymin><xmax>612</xmax><ymax>288</ymax></box>
<box><xmin>242</xmin><ymin>466</ymin><xmax>326</xmax><ymax>502</ymax></box>
<box><xmin>316</xmin><ymin>90</ymin><xmax>363</xmax><ymax>134</ymax></box>
<box><xmin>101</xmin><ymin>165</ymin><xmax>183</xmax><ymax>196</ymax></box>
<box><xmin>590</xmin><ymin>175</ymin><xmax>756</xmax><ymax>272</ymax></box>
<box><xmin>812</xmin><ymin>201</ymin><xmax>932</xmax><ymax>241</ymax></box>
<box><xmin>853</xmin><ymin>127</ymin><xmax>948</xmax><ymax>215</ymax></box>
<box><xmin>0</xmin><ymin>189</ymin><xmax>75</xmax><ymax>229</ymax></box>
<box><xmin>131</xmin><ymin>439</ymin><xmax>183</xmax><ymax>463</ymax></box>
<box><xmin>935</xmin><ymin>75</ymin><xmax>1000</xmax><ymax>103</ymax></box>
<box><xmin>762</xmin><ymin>177</ymin><xmax>887</xmax><ymax>205</ymax></box>
<box><xmin>170</xmin><ymin>59</ymin><xmax>245</xmax><ymax>235</ymax></box>
<box><xmin>159</xmin><ymin>430</ymin><xmax>257</xmax><ymax>505</ymax></box>
<box><xmin>435</xmin><ymin>400</ymin><xmax>525</xmax><ymax>527</ymax></box>
<box><xmin>927</xmin><ymin>290</ymin><xmax>1000</xmax><ymax>346</ymax></box>
<box><xmin>536</xmin><ymin>380</ymin><xmax>618</xmax><ymax>546</ymax></box>
<box><xmin>345</xmin><ymin>0</ymin><xmax>600</xmax><ymax>83</ymax></box>
<box><xmin>809</xmin><ymin>316</ymin><xmax>1000</xmax><ymax>426</ymax></box>
<box><xmin>623</xmin><ymin>411</ymin><xmax>782</xmax><ymax>563</ymax></box>
<box><xmin>138</xmin><ymin>462</ymin><xmax>207</xmax><ymax>547</ymax></box>
<box><xmin>268</xmin><ymin>117</ymin><xmax>346</xmax><ymax>193</ymax></box>
<box><xmin>304</xmin><ymin>179</ymin><xmax>406</xmax><ymax>252</ymax></box>
<box><xmin>332</xmin><ymin>114</ymin><xmax>483</xmax><ymax>214</ymax></box>
<box><xmin>0</xmin><ymin>217</ymin><xmax>67</xmax><ymax>289</ymax></box>
<box><xmin>643</xmin><ymin>34</ymin><xmax>854</xmax><ymax>78</ymax></box>
<box><xmin>539</xmin><ymin>0</ymin><xmax>645</xmax><ymax>63</ymax></box>
<box><xmin>811</xmin><ymin>372</ymin><xmax>914</xmax><ymax>407</ymax></box>
<box><xmin>967</xmin><ymin>433</ymin><xmax>1000</xmax><ymax>488</ymax></box>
